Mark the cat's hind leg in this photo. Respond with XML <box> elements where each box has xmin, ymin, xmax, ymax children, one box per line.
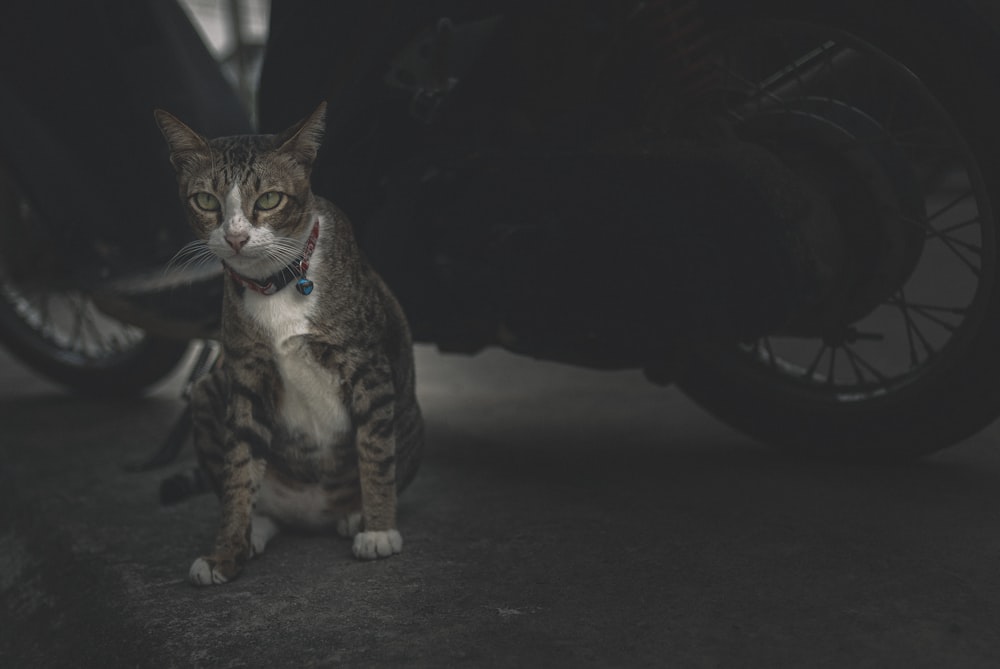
<box><xmin>336</xmin><ymin>511</ymin><xmax>363</xmax><ymax>538</ymax></box>
<box><xmin>250</xmin><ymin>514</ymin><xmax>280</xmax><ymax>557</ymax></box>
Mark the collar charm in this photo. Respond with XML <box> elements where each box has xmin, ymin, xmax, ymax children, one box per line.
<box><xmin>223</xmin><ymin>220</ymin><xmax>320</xmax><ymax>297</ymax></box>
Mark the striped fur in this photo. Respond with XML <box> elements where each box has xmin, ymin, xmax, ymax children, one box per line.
<box><xmin>155</xmin><ymin>104</ymin><xmax>423</xmax><ymax>586</ymax></box>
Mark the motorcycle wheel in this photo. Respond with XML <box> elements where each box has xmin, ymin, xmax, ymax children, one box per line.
<box><xmin>0</xmin><ymin>179</ymin><xmax>189</xmax><ymax>396</ymax></box>
<box><xmin>672</xmin><ymin>2</ymin><xmax>1000</xmax><ymax>457</ymax></box>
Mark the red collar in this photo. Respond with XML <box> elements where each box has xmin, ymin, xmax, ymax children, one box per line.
<box><xmin>223</xmin><ymin>220</ymin><xmax>320</xmax><ymax>296</ymax></box>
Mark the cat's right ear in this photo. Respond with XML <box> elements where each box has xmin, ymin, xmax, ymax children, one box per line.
<box><xmin>153</xmin><ymin>109</ymin><xmax>209</xmax><ymax>171</ymax></box>
<box><xmin>274</xmin><ymin>102</ymin><xmax>326</xmax><ymax>167</ymax></box>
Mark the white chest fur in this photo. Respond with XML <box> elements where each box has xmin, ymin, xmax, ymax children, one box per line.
<box><xmin>242</xmin><ymin>265</ymin><xmax>352</xmax><ymax>450</ymax></box>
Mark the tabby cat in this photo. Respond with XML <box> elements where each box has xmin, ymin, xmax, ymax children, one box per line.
<box><xmin>154</xmin><ymin>103</ymin><xmax>423</xmax><ymax>586</ymax></box>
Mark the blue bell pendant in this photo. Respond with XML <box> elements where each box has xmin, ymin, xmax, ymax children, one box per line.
<box><xmin>296</xmin><ymin>277</ymin><xmax>314</xmax><ymax>295</ymax></box>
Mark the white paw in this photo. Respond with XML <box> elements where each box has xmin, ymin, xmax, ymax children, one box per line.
<box><xmin>336</xmin><ymin>512</ymin><xmax>363</xmax><ymax>538</ymax></box>
<box><xmin>352</xmin><ymin>530</ymin><xmax>403</xmax><ymax>560</ymax></box>
<box><xmin>250</xmin><ymin>515</ymin><xmax>279</xmax><ymax>557</ymax></box>
<box><xmin>189</xmin><ymin>557</ymin><xmax>228</xmax><ymax>586</ymax></box>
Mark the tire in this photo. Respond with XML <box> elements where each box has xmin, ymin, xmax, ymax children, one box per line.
<box><xmin>673</xmin><ymin>1</ymin><xmax>1000</xmax><ymax>458</ymax></box>
<box><xmin>0</xmin><ymin>175</ymin><xmax>189</xmax><ymax>396</ymax></box>
<box><xmin>0</xmin><ymin>286</ymin><xmax>189</xmax><ymax>395</ymax></box>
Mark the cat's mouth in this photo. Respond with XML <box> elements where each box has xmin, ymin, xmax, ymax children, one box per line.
<box><xmin>221</xmin><ymin>251</ymin><xmax>271</xmax><ymax>274</ymax></box>
<box><xmin>212</xmin><ymin>244</ymin><xmax>271</xmax><ymax>275</ymax></box>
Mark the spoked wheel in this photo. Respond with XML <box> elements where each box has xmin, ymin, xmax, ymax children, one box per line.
<box><xmin>675</xmin><ymin>4</ymin><xmax>1000</xmax><ymax>457</ymax></box>
<box><xmin>0</xmin><ymin>172</ymin><xmax>188</xmax><ymax>395</ymax></box>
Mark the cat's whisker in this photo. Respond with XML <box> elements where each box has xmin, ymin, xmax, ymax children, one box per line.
<box><xmin>167</xmin><ymin>239</ymin><xmax>205</xmax><ymax>259</ymax></box>
<box><xmin>180</xmin><ymin>248</ymin><xmax>216</xmax><ymax>267</ymax></box>
<box><xmin>165</xmin><ymin>240</ymin><xmax>217</xmax><ymax>275</ymax></box>
<box><xmin>175</xmin><ymin>254</ymin><xmax>216</xmax><ymax>274</ymax></box>
<box><xmin>270</xmin><ymin>237</ymin><xmax>307</xmax><ymax>255</ymax></box>
<box><xmin>184</xmin><ymin>253</ymin><xmax>219</xmax><ymax>274</ymax></box>
<box><xmin>262</xmin><ymin>240</ymin><xmax>303</xmax><ymax>267</ymax></box>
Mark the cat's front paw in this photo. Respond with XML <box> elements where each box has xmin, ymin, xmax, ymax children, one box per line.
<box><xmin>189</xmin><ymin>556</ymin><xmax>242</xmax><ymax>586</ymax></box>
<box><xmin>352</xmin><ymin>529</ymin><xmax>403</xmax><ymax>560</ymax></box>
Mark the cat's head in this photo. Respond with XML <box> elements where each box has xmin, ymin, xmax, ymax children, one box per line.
<box><xmin>154</xmin><ymin>103</ymin><xmax>326</xmax><ymax>277</ymax></box>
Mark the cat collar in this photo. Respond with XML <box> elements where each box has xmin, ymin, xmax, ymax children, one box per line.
<box><xmin>223</xmin><ymin>220</ymin><xmax>320</xmax><ymax>296</ymax></box>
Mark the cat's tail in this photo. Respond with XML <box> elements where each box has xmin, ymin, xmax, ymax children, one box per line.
<box><xmin>160</xmin><ymin>467</ymin><xmax>213</xmax><ymax>505</ymax></box>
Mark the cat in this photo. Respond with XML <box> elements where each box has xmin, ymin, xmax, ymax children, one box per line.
<box><xmin>154</xmin><ymin>102</ymin><xmax>423</xmax><ymax>586</ymax></box>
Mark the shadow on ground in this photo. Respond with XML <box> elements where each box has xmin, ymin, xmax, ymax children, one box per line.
<box><xmin>2</xmin><ymin>346</ymin><xmax>1000</xmax><ymax>667</ymax></box>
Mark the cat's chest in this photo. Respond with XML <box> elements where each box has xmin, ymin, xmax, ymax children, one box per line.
<box><xmin>242</xmin><ymin>287</ymin><xmax>352</xmax><ymax>450</ymax></box>
<box><xmin>243</xmin><ymin>285</ymin><xmax>314</xmax><ymax>343</ymax></box>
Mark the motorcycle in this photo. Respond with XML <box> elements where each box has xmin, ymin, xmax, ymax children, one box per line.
<box><xmin>2</xmin><ymin>0</ymin><xmax>999</xmax><ymax>459</ymax></box>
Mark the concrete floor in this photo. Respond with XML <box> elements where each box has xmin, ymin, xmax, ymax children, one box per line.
<box><xmin>2</xmin><ymin>342</ymin><xmax>1000</xmax><ymax>667</ymax></box>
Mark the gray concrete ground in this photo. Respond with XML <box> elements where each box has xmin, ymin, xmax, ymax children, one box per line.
<box><xmin>2</xmin><ymin>342</ymin><xmax>1000</xmax><ymax>668</ymax></box>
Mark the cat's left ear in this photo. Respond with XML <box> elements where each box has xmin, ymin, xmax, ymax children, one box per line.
<box><xmin>274</xmin><ymin>102</ymin><xmax>326</xmax><ymax>166</ymax></box>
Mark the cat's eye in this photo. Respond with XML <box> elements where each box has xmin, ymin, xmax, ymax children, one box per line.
<box><xmin>192</xmin><ymin>192</ymin><xmax>220</xmax><ymax>212</ymax></box>
<box><xmin>255</xmin><ymin>191</ymin><xmax>284</xmax><ymax>211</ymax></box>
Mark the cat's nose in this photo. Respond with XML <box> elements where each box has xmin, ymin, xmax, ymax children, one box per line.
<box><xmin>226</xmin><ymin>233</ymin><xmax>249</xmax><ymax>252</ymax></box>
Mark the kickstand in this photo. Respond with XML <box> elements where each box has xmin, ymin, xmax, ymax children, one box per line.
<box><xmin>124</xmin><ymin>341</ymin><xmax>221</xmax><ymax>472</ymax></box>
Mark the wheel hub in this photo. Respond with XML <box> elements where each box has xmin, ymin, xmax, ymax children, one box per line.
<box><xmin>739</xmin><ymin>97</ymin><xmax>927</xmax><ymax>334</ymax></box>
